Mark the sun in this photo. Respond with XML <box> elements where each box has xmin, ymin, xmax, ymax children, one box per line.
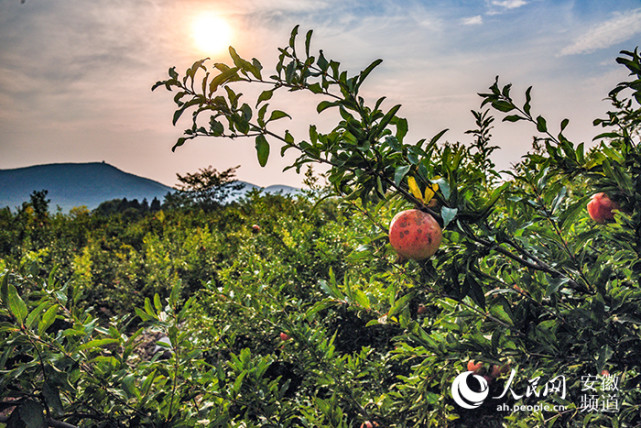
<box><xmin>191</xmin><ymin>13</ymin><xmax>232</xmax><ymax>56</ymax></box>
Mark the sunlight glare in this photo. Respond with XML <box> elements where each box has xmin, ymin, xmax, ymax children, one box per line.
<box><xmin>191</xmin><ymin>13</ymin><xmax>232</xmax><ymax>56</ymax></box>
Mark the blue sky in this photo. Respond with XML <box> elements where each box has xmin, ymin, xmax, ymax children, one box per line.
<box><xmin>1</xmin><ymin>0</ymin><xmax>640</xmax><ymax>188</ymax></box>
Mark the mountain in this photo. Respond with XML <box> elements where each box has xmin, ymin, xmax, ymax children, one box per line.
<box><xmin>0</xmin><ymin>162</ymin><xmax>174</xmax><ymax>212</ymax></box>
<box><xmin>263</xmin><ymin>184</ymin><xmax>300</xmax><ymax>195</ymax></box>
<box><xmin>219</xmin><ymin>182</ymin><xmax>300</xmax><ymax>204</ymax></box>
<box><xmin>0</xmin><ymin>162</ymin><xmax>301</xmax><ymax>212</ymax></box>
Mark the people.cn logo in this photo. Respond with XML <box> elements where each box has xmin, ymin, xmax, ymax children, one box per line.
<box><xmin>451</xmin><ymin>371</ymin><xmax>490</xmax><ymax>409</ymax></box>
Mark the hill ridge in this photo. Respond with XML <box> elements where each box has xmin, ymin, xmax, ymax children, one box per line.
<box><xmin>0</xmin><ymin>162</ymin><xmax>299</xmax><ymax>212</ymax></box>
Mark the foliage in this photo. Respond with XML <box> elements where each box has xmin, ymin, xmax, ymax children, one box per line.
<box><xmin>167</xmin><ymin>165</ymin><xmax>245</xmax><ymax>211</ymax></box>
<box><xmin>94</xmin><ymin>197</ymin><xmax>161</xmax><ymax>217</ymax></box>
<box><xmin>26</xmin><ymin>190</ymin><xmax>50</xmax><ymax>223</ymax></box>
<box><xmin>1</xmin><ymin>30</ymin><xmax>641</xmax><ymax>427</ymax></box>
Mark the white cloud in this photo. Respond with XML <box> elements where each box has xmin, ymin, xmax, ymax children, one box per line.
<box><xmin>490</xmin><ymin>0</ymin><xmax>527</xmax><ymax>10</ymax></box>
<box><xmin>462</xmin><ymin>15</ymin><xmax>483</xmax><ymax>25</ymax></box>
<box><xmin>560</xmin><ymin>8</ymin><xmax>641</xmax><ymax>56</ymax></box>
<box><xmin>243</xmin><ymin>0</ymin><xmax>333</xmax><ymax>14</ymax></box>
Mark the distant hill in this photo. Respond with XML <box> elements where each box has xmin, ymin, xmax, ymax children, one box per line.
<box><xmin>0</xmin><ymin>162</ymin><xmax>174</xmax><ymax>212</ymax></box>
<box><xmin>222</xmin><ymin>182</ymin><xmax>301</xmax><ymax>204</ymax></box>
<box><xmin>0</xmin><ymin>162</ymin><xmax>300</xmax><ymax>212</ymax></box>
<box><xmin>263</xmin><ymin>184</ymin><xmax>300</xmax><ymax>195</ymax></box>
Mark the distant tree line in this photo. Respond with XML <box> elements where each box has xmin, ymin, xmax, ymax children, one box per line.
<box><xmin>3</xmin><ymin>164</ymin><xmax>245</xmax><ymax>218</ymax></box>
<box><xmin>94</xmin><ymin>196</ymin><xmax>162</xmax><ymax>216</ymax></box>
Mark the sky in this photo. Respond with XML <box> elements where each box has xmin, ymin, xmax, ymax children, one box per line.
<box><xmin>1</xmin><ymin>0</ymin><xmax>641</xmax><ymax>188</ymax></box>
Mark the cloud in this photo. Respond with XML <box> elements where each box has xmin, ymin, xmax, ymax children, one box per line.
<box><xmin>462</xmin><ymin>15</ymin><xmax>483</xmax><ymax>25</ymax></box>
<box><xmin>485</xmin><ymin>0</ymin><xmax>527</xmax><ymax>15</ymax></box>
<box><xmin>560</xmin><ymin>8</ymin><xmax>641</xmax><ymax>56</ymax></box>
<box><xmin>244</xmin><ymin>0</ymin><xmax>333</xmax><ymax>12</ymax></box>
<box><xmin>490</xmin><ymin>0</ymin><xmax>527</xmax><ymax>9</ymax></box>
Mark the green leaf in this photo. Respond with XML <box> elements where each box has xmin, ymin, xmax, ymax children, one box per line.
<box><xmin>169</xmin><ymin>281</ymin><xmax>181</xmax><ymax>307</ymax></box>
<box><xmin>25</xmin><ymin>301</ymin><xmax>48</xmax><ymax>330</ymax></box>
<box><xmin>210</xmin><ymin>119</ymin><xmax>224</xmax><ymax>136</ymax></box>
<box><xmin>376</xmin><ymin>104</ymin><xmax>401</xmax><ymax>135</ymax></box>
<box><xmin>54</xmin><ymin>286</ymin><xmax>68</xmax><ymax>306</ymax></box>
<box><xmin>357</xmin><ymin>58</ymin><xmax>383</xmax><ymax>89</ymax></box>
<box><xmin>393</xmin><ymin>165</ymin><xmax>411</xmax><ymax>186</ymax></box>
<box><xmin>229</xmin><ymin>46</ymin><xmax>260</xmax><ymax>79</ymax></box>
<box><xmin>523</xmin><ymin>86</ymin><xmax>532</xmax><ymax>115</ymax></box>
<box><xmin>285</xmin><ymin>130</ymin><xmax>294</xmax><ymax>144</ymax></box>
<box><xmin>441</xmin><ymin>207</ymin><xmax>458</xmax><ymax>228</ymax></box>
<box><xmin>19</xmin><ymin>400</ymin><xmax>46</xmax><ymax>428</ymax></box>
<box><xmin>172</xmin><ymin>107</ymin><xmax>187</xmax><ymax>126</ymax></box>
<box><xmin>155</xmin><ymin>340</ymin><xmax>171</xmax><ymax>349</ymax></box>
<box><xmin>317</xmin><ymin>100</ymin><xmax>339</xmax><ymax>113</ymax></box>
<box><xmin>306</xmin><ymin>299</ymin><xmax>335</xmax><ymax>320</ymax></box>
<box><xmin>122</xmin><ymin>374</ymin><xmax>139</xmax><ymax>399</ymax></box>
<box><xmin>256</xmin><ymin>89</ymin><xmax>273</xmax><ymax>106</ymax></box>
<box><xmin>492</xmin><ymin>100</ymin><xmax>515</xmax><ymax>112</ymax></box>
<box><xmin>38</xmin><ymin>304</ymin><xmax>59</xmax><ymax>336</ymax></box>
<box><xmin>434</xmin><ymin>177</ymin><xmax>451</xmax><ymax>199</ymax></box>
<box><xmin>43</xmin><ymin>381</ymin><xmax>64</xmax><ymax>416</ymax></box>
<box><xmin>1</xmin><ymin>271</ymin><xmax>8</xmax><ymax>306</ymax></box>
<box><xmin>308</xmin><ymin>82</ymin><xmax>323</xmax><ymax>94</ymax></box>
<box><xmin>536</xmin><ymin>115</ymin><xmax>547</xmax><ymax>133</ymax></box>
<box><xmin>576</xmin><ymin>142</ymin><xmax>585</xmax><ymax>164</ymax></box>
<box><xmin>545</xmin><ymin>277</ymin><xmax>568</xmax><ymax>297</ymax></box>
<box><xmin>240</xmin><ymin>103</ymin><xmax>253</xmax><ymax>123</ymax></box>
<box><xmin>79</xmin><ymin>338</ymin><xmax>120</xmax><ymax>351</ymax></box>
<box><xmin>503</xmin><ymin>114</ymin><xmax>525</xmax><ymax>122</ymax></box>
<box><xmin>560</xmin><ymin>118</ymin><xmax>569</xmax><ymax>131</ymax></box>
<box><xmin>388</xmin><ymin>292</ymin><xmax>413</xmax><ymax>318</ymax></box>
<box><xmin>141</xmin><ymin>369</ymin><xmax>157</xmax><ymax>399</ymax></box>
<box><xmin>501</xmin><ymin>83</ymin><xmax>512</xmax><ymax>98</ymax></box>
<box><xmin>171</xmin><ymin>137</ymin><xmax>187</xmax><ymax>153</ymax></box>
<box><xmin>8</xmin><ymin>285</ymin><xmax>27</xmax><ymax>325</ymax></box>
<box><xmin>233</xmin><ymin>370</ymin><xmax>247</xmax><ymax>393</ymax></box>
<box><xmin>134</xmin><ymin>307</ymin><xmax>152</xmax><ymax>322</ymax></box>
<box><xmin>550</xmin><ymin>186</ymin><xmax>567</xmax><ymax>215</ymax></box>
<box><xmin>305</xmin><ymin>29</ymin><xmax>313</xmax><ymax>57</ymax></box>
<box><xmin>289</xmin><ymin>25</ymin><xmax>299</xmax><ymax>49</ymax></box>
<box><xmin>268</xmin><ymin>110</ymin><xmax>291</xmax><ymax>122</ymax></box>
<box><xmin>255</xmin><ymin>135</ymin><xmax>270</xmax><ymax>167</ymax></box>
<box><xmin>354</xmin><ymin>289</ymin><xmax>370</xmax><ymax>309</ymax></box>
<box><xmin>144</xmin><ymin>297</ymin><xmax>155</xmax><ymax>316</ymax></box>
<box><xmin>396</xmin><ymin>117</ymin><xmax>408</xmax><ymax>141</ymax></box>
<box><xmin>490</xmin><ymin>304</ymin><xmax>514</xmax><ymax>326</ymax></box>
<box><xmin>317</xmin><ymin>50</ymin><xmax>329</xmax><ymax>71</ymax></box>
<box><xmin>476</xmin><ymin>182</ymin><xmax>509</xmax><ymax>220</ymax></box>
<box><xmin>427</xmin><ymin>129</ymin><xmax>448</xmax><ymax>149</ymax></box>
<box><xmin>465</xmin><ymin>276</ymin><xmax>486</xmax><ymax>310</ymax></box>
<box><xmin>208</xmin><ymin>66</ymin><xmax>240</xmax><ymax>95</ymax></box>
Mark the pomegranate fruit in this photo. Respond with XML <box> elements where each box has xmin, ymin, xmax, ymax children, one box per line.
<box><xmin>389</xmin><ymin>209</ymin><xmax>442</xmax><ymax>260</ymax></box>
<box><xmin>279</xmin><ymin>332</ymin><xmax>291</xmax><ymax>341</ymax></box>
<box><xmin>467</xmin><ymin>360</ymin><xmax>483</xmax><ymax>373</ymax></box>
<box><xmin>587</xmin><ymin>193</ymin><xmax>619</xmax><ymax>223</ymax></box>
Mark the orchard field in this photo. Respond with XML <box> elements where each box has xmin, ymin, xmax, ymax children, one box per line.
<box><xmin>2</xmin><ymin>28</ymin><xmax>641</xmax><ymax>427</ymax></box>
